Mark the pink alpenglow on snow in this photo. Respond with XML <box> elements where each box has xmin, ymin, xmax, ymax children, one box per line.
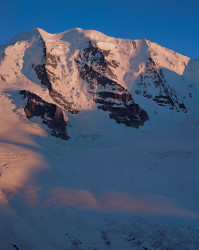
<box><xmin>0</xmin><ymin>27</ymin><xmax>198</xmax><ymax>249</ymax></box>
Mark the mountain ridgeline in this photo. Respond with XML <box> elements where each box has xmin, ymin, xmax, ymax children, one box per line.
<box><xmin>0</xmin><ymin>28</ymin><xmax>198</xmax><ymax>139</ymax></box>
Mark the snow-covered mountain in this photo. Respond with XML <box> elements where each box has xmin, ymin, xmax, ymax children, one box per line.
<box><xmin>0</xmin><ymin>28</ymin><xmax>198</xmax><ymax>249</ymax></box>
<box><xmin>0</xmin><ymin>27</ymin><xmax>198</xmax><ymax>139</ymax></box>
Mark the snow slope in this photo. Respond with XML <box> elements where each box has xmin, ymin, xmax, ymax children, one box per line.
<box><xmin>0</xmin><ymin>28</ymin><xmax>198</xmax><ymax>249</ymax></box>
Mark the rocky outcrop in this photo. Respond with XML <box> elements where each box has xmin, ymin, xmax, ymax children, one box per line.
<box><xmin>32</xmin><ymin>38</ymin><xmax>78</xmax><ymax>114</ymax></box>
<box><xmin>19</xmin><ymin>90</ymin><xmax>70</xmax><ymax>140</ymax></box>
<box><xmin>135</xmin><ymin>56</ymin><xmax>187</xmax><ymax>112</ymax></box>
<box><xmin>75</xmin><ymin>41</ymin><xmax>149</xmax><ymax>128</ymax></box>
<box><xmin>32</xmin><ymin>39</ymin><xmax>149</xmax><ymax>128</ymax></box>
<box><xmin>32</xmin><ymin>38</ymin><xmax>52</xmax><ymax>90</ymax></box>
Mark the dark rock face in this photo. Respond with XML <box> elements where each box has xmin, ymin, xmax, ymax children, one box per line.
<box><xmin>32</xmin><ymin>38</ymin><xmax>78</xmax><ymax>114</ymax></box>
<box><xmin>19</xmin><ymin>90</ymin><xmax>70</xmax><ymax>140</ymax></box>
<box><xmin>135</xmin><ymin>56</ymin><xmax>187</xmax><ymax>112</ymax></box>
<box><xmin>32</xmin><ymin>38</ymin><xmax>52</xmax><ymax>90</ymax></box>
<box><xmin>75</xmin><ymin>41</ymin><xmax>149</xmax><ymax>128</ymax></box>
<box><xmin>49</xmin><ymin>89</ymin><xmax>78</xmax><ymax>114</ymax></box>
<box><xmin>0</xmin><ymin>74</ymin><xmax>6</xmax><ymax>81</ymax></box>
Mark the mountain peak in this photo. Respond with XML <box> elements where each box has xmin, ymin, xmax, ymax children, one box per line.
<box><xmin>32</xmin><ymin>27</ymin><xmax>46</xmax><ymax>35</ymax></box>
<box><xmin>0</xmin><ymin>27</ymin><xmax>197</xmax><ymax>136</ymax></box>
<box><xmin>0</xmin><ymin>27</ymin><xmax>42</xmax><ymax>49</ymax></box>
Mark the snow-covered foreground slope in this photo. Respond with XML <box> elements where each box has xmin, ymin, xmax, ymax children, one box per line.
<box><xmin>0</xmin><ymin>88</ymin><xmax>199</xmax><ymax>249</ymax></box>
<box><xmin>0</xmin><ymin>28</ymin><xmax>199</xmax><ymax>249</ymax></box>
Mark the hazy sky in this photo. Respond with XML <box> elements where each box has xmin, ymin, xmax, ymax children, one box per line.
<box><xmin>1</xmin><ymin>0</ymin><xmax>198</xmax><ymax>58</ymax></box>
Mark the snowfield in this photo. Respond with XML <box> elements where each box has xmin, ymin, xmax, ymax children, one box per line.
<box><xmin>0</xmin><ymin>90</ymin><xmax>198</xmax><ymax>249</ymax></box>
<box><xmin>0</xmin><ymin>27</ymin><xmax>198</xmax><ymax>249</ymax></box>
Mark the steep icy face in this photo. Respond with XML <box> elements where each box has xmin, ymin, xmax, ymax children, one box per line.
<box><xmin>0</xmin><ymin>40</ymin><xmax>29</xmax><ymax>82</ymax></box>
<box><xmin>183</xmin><ymin>59</ymin><xmax>199</xmax><ymax>112</ymax></box>
<box><xmin>133</xmin><ymin>55</ymin><xmax>188</xmax><ymax>112</ymax></box>
<box><xmin>132</xmin><ymin>39</ymin><xmax>191</xmax><ymax>113</ymax></box>
<box><xmin>75</xmin><ymin>41</ymin><xmax>149</xmax><ymax>128</ymax></box>
<box><xmin>0</xmin><ymin>28</ymin><xmax>42</xmax><ymax>82</ymax></box>
<box><xmin>120</xmin><ymin>39</ymin><xmax>193</xmax><ymax>117</ymax></box>
<box><xmin>88</xmin><ymin>37</ymin><xmax>195</xmax><ymax>118</ymax></box>
<box><xmin>0</xmin><ymin>27</ymin><xmax>198</xmax><ymax>139</ymax></box>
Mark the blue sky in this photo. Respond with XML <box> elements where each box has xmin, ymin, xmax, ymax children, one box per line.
<box><xmin>1</xmin><ymin>0</ymin><xmax>198</xmax><ymax>58</ymax></box>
